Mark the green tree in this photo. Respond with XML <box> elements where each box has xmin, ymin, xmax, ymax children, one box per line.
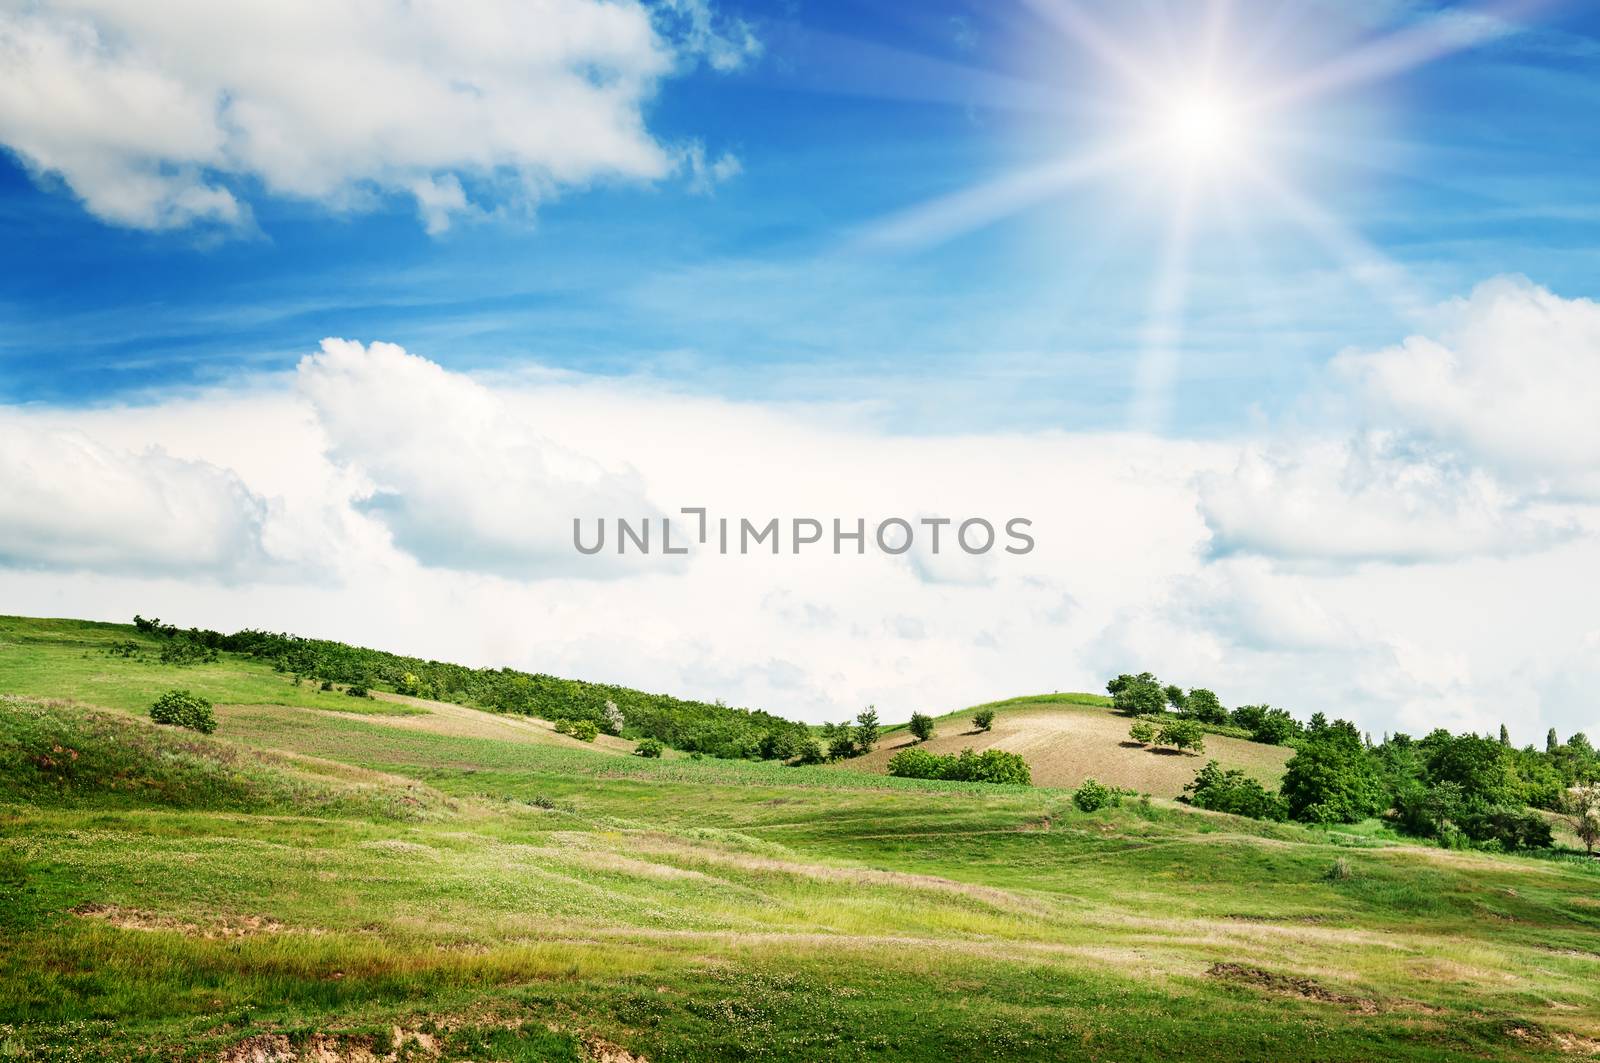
<box><xmin>972</xmin><ymin>709</ymin><xmax>996</xmax><ymax>732</ymax></box>
<box><xmin>1164</xmin><ymin>684</ymin><xmax>1187</xmax><ymax>711</ymax></box>
<box><xmin>1562</xmin><ymin>784</ymin><xmax>1600</xmax><ymax>854</ymax></box>
<box><xmin>1183</xmin><ymin>688</ymin><xmax>1228</xmax><ymax>725</ymax></box>
<box><xmin>1128</xmin><ymin>720</ymin><xmax>1156</xmax><ymax>745</ymax></box>
<box><xmin>1548</xmin><ymin>727</ymin><xmax>1561</xmax><ymax>754</ymax></box>
<box><xmin>853</xmin><ymin>706</ymin><xmax>881</xmax><ymax>753</ymax></box>
<box><xmin>1156</xmin><ymin>718</ymin><xmax>1205</xmax><ymax>754</ymax></box>
<box><xmin>1499</xmin><ymin>724</ymin><xmax>1511</xmax><ymax>747</ymax></box>
<box><xmin>1281</xmin><ymin>729</ymin><xmax>1386</xmax><ymax>824</ymax></box>
<box><xmin>793</xmin><ymin>737</ymin><xmax>826</xmax><ymax>765</ymax></box>
<box><xmin>908</xmin><ymin>712</ymin><xmax>935</xmax><ymax>743</ymax></box>
<box><xmin>1110</xmin><ymin>673</ymin><xmax>1166</xmax><ymax>716</ymax></box>
<box><xmin>633</xmin><ymin>738</ymin><xmax>664</xmax><ymax>758</ymax></box>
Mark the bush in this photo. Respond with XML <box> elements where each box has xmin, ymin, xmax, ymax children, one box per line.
<box><xmin>633</xmin><ymin>737</ymin><xmax>664</xmax><ymax>758</ymax></box>
<box><xmin>1183</xmin><ymin>760</ymin><xmax>1287</xmax><ymax>820</ymax></box>
<box><xmin>553</xmin><ymin>718</ymin><xmax>574</xmax><ymax>735</ymax></box>
<box><xmin>972</xmin><ymin>709</ymin><xmax>995</xmax><ymax>732</ymax></box>
<box><xmin>1073</xmin><ymin>778</ymin><xmax>1119</xmax><ymax>812</ymax></box>
<box><xmin>148</xmin><ymin>690</ymin><xmax>217</xmax><ymax>735</ymax></box>
<box><xmin>1324</xmin><ymin>857</ymin><xmax>1354</xmax><ymax>881</ymax></box>
<box><xmin>345</xmin><ymin>685</ymin><xmax>369</xmax><ymax>698</ymax></box>
<box><xmin>1156</xmin><ymin>718</ymin><xmax>1205</xmax><ymax>754</ymax></box>
<box><xmin>908</xmin><ymin>712</ymin><xmax>935</xmax><ymax>742</ymax></box>
<box><xmin>792</xmin><ymin>737</ymin><xmax>826</xmax><ymax>765</ymax></box>
<box><xmin>320</xmin><ymin>680</ymin><xmax>335</xmax><ymax>691</ymax></box>
<box><xmin>1183</xmin><ymin>688</ymin><xmax>1228</xmax><ymax>724</ymax></box>
<box><xmin>886</xmin><ymin>747</ymin><xmax>1032</xmax><ymax>786</ymax></box>
<box><xmin>569</xmin><ymin>719</ymin><xmax>599</xmax><ymax>742</ymax></box>
<box><xmin>1128</xmin><ymin>720</ymin><xmax>1156</xmax><ymax>745</ymax></box>
<box><xmin>1108</xmin><ymin>673</ymin><xmax>1166</xmax><ymax>716</ymax></box>
<box><xmin>1237</xmin><ymin>706</ymin><xmax>1300</xmax><ymax>745</ymax></box>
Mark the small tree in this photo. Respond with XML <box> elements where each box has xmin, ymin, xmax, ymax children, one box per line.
<box><xmin>973</xmin><ymin>709</ymin><xmax>996</xmax><ymax>732</ymax></box>
<box><xmin>1499</xmin><ymin>723</ymin><xmax>1511</xmax><ymax>748</ymax></box>
<box><xmin>908</xmin><ymin>712</ymin><xmax>935</xmax><ymax>743</ymax></box>
<box><xmin>853</xmin><ymin>706</ymin><xmax>881</xmax><ymax>753</ymax></box>
<box><xmin>149</xmin><ymin>689</ymin><xmax>217</xmax><ymax>734</ymax></box>
<box><xmin>1562</xmin><ymin>784</ymin><xmax>1600</xmax><ymax>854</ymax></box>
<box><xmin>633</xmin><ymin>737</ymin><xmax>664</xmax><ymax>758</ymax></box>
<box><xmin>1128</xmin><ymin>720</ymin><xmax>1156</xmax><ymax>745</ymax></box>
<box><xmin>1548</xmin><ymin>728</ymin><xmax>1561</xmax><ymax>755</ymax></box>
<box><xmin>603</xmin><ymin>700</ymin><xmax>626</xmax><ymax>736</ymax></box>
<box><xmin>1157</xmin><ymin>719</ymin><xmax>1205</xmax><ymax>755</ymax></box>
<box><xmin>569</xmin><ymin>719</ymin><xmax>599</xmax><ymax>742</ymax></box>
<box><xmin>1163</xmin><ymin>684</ymin><xmax>1187</xmax><ymax>712</ymax></box>
<box><xmin>1109</xmin><ymin>673</ymin><xmax>1166</xmax><ymax>716</ymax></box>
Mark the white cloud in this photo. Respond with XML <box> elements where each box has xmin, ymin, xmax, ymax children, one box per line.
<box><xmin>0</xmin><ymin>420</ymin><xmax>268</xmax><ymax>576</ymax></box>
<box><xmin>1198</xmin><ymin>431</ymin><xmax>1570</xmax><ymax>563</ymax></box>
<box><xmin>297</xmin><ymin>338</ymin><xmax>656</xmax><ymax>578</ymax></box>
<box><xmin>0</xmin><ymin>0</ymin><xmax>753</xmax><ymax>231</ymax></box>
<box><xmin>1335</xmin><ymin>276</ymin><xmax>1600</xmax><ymax>491</ymax></box>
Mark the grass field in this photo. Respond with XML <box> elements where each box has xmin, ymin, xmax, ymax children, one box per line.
<box><xmin>3</xmin><ymin>616</ymin><xmax>1600</xmax><ymax>1062</ymax></box>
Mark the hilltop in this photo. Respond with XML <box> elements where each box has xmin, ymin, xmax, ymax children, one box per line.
<box><xmin>2</xmin><ymin>614</ymin><xmax>1600</xmax><ymax>1061</ymax></box>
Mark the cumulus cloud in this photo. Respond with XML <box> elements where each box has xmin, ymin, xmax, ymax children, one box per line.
<box><xmin>1335</xmin><ymin>276</ymin><xmax>1600</xmax><ymax>491</ymax></box>
<box><xmin>297</xmin><ymin>338</ymin><xmax>656</xmax><ymax>578</ymax></box>
<box><xmin>0</xmin><ymin>421</ymin><xmax>268</xmax><ymax>576</ymax></box>
<box><xmin>1199</xmin><ymin>432</ymin><xmax>1570</xmax><ymax>563</ymax></box>
<box><xmin>0</xmin><ymin>0</ymin><xmax>753</xmax><ymax>231</ymax></box>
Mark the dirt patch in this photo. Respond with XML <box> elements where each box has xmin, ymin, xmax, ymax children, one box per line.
<box><xmin>72</xmin><ymin>903</ymin><xmax>303</xmax><ymax>939</ymax></box>
<box><xmin>832</xmin><ymin>703</ymin><xmax>1291</xmax><ymax>796</ymax></box>
<box><xmin>584</xmin><ymin>1035</ymin><xmax>649</xmax><ymax>1062</ymax></box>
<box><xmin>221</xmin><ymin>1028</ymin><xmax>440</xmax><ymax>1063</ymax></box>
<box><xmin>1208</xmin><ymin>962</ymin><xmax>1379</xmax><ymax>1013</ymax></box>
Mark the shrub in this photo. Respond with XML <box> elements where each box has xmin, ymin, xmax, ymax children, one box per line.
<box><xmin>886</xmin><ymin>747</ymin><xmax>1032</xmax><ymax>786</ymax></box>
<box><xmin>1156</xmin><ymin>718</ymin><xmax>1205</xmax><ymax>754</ymax></box>
<box><xmin>757</xmin><ymin>730</ymin><xmax>800</xmax><ymax>760</ymax></box>
<box><xmin>1128</xmin><ymin>720</ymin><xmax>1156</xmax><ymax>745</ymax></box>
<box><xmin>553</xmin><ymin>719</ymin><xmax>574</xmax><ymax>735</ymax></box>
<box><xmin>148</xmin><ymin>690</ymin><xmax>217</xmax><ymax>734</ymax></box>
<box><xmin>1183</xmin><ymin>760</ymin><xmax>1287</xmax><ymax>820</ymax></box>
<box><xmin>319</xmin><ymin>680</ymin><xmax>335</xmax><ymax>691</ymax></box>
<box><xmin>792</xmin><ymin>738</ymin><xmax>826</xmax><ymax>765</ymax></box>
<box><xmin>633</xmin><ymin>738</ymin><xmax>664</xmax><ymax>758</ymax></box>
<box><xmin>1562</xmin><ymin>784</ymin><xmax>1600</xmax><ymax>854</ymax></box>
<box><xmin>345</xmin><ymin>685</ymin><xmax>369</xmax><ymax>698</ymax></box>
<box><xmin>1238</xmin><ymin>706</ymin><xmax>1300</xmax><ymax>745</ymax></box>
<box><xmin>1324</xmin><ymin>857</ymin><xmax>1353</xmax><ymax>881</ymax></box>
<box><xmin>908</xmin><ymin>712</ymin><xmax>935</xmax><ymax>743</ymax></box>
<box><xmin>569</xmin><ymin>719</ymin><xmax>599</xmax><ymax>742</ymax></box>
<box><xmin>1073</xmin><ymin>778</ymin><xmax>1118</xmax><ymax>812</ymax></box>
<box><xmin>603</xmin><ymin>700</ymin><xmax>626</xmax><ymax>736</ymax></box>
<box><xmin>972</xmin><ymin>709</ymin><xmax>995</xmax><ymax>732</ymax></box>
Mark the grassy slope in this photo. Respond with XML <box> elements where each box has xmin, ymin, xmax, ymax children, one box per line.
<box><xmin>848</xmin><ymin>698</ymin><xmax>1292</xmax><ymax>795</ymax></box>
<box><xmin>3</xmin><ymin>616</ymin><xmax>1600</xmax><ymax>1062</ymax></box>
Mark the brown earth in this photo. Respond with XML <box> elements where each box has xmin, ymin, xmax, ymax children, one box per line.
<box><xmin>835</xmin><ymin>701</ymin><xmax>1293</xmax><ymax>796</ymax></box>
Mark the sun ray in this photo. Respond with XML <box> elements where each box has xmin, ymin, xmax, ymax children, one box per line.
<box><xmin>1238</xmin><ymin>161</ymin><xmax>1431</xmax><ymax>324</ymax></box>
<box><xmin>1021</xmin><ymin>0</ymin><xmax>1166</xmax><ymax>101</ymax></box>
<box><xmin>1129</xmin><ymin>173</ymin><xmax>1199</xmax><ymax>433</ymax></box>
<box><xmin>855</xmin><ymin>140</ymin><xmax>1149</xmax><ymax>250</ymax></box>
<box><xmin>1263</xmin><ymin>0</ymin><xmax>1561</xmax><ymax>109</ymax></box>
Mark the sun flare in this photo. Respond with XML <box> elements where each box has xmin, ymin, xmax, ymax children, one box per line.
<box><xmin>1159</xmin><ymin>88</ymin><xmax>1248</xmax><ymax>171</ymax></box>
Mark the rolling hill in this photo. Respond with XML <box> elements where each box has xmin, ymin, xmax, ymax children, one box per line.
<box><xmin>3</xmin><ymin>614</ymin><xmax>1599</xmax><ymax>1062</ymax></box>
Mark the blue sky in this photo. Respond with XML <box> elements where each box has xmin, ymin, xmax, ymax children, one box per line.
<box><xmin>3</xmin><ymin>0</ymin><xmax>1597</xmax><ymax>435</ymax></box>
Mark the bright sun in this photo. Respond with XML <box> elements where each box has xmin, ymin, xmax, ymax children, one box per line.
<box><xmin>1158</xmin><ymin>88</ymin><xmax>1248</xmax><ymax>171</ymax></box>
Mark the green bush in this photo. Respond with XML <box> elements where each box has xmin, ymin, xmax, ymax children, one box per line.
<box><xmin>886</xmin><ymin>747</ymin><xmax>1032</xmax><ymax>786</ymax></box>
<box><xmin>345</xmin><ymin>685</ymin><xmax>369</xmax><ymax>698</ymax></box>
<box><xmin>1282</xmin><ymin>727</ymin><xmax>1386</xmax><ymax>824</ymax></box>
<box><xmin>633</xmin><ymin>738</ymin><xmax>664</xmax><ymax>758</ymax></box>
<box><xmin>1073</xmin><ymin>778</ymin><xmax>1118</xmax><ymax>812</ymax></box>
<box><xmin>1183</xmin><ymin>760</ymin><xmax>1287</xmax><ymax>820</ymax></box>
<box><xmin>569</xmin><ymin>719</ymin><xmax>599</xmax><ymax>742</ymax></box>
<box><xmin>792</xmin><ymin>738</ymin><xmax>826</xmax><ymax>765</ymax></box>
<box><xmin>1108</xmin><ymin>672</ymin><xmax>1167</xmax><ymax>716</ymax></box>
<box><xmin>148</xmin><ymin>690</ymin><xmax>216</xmax><ymax>734</ymax></box>
<box><xmin>972</xmin><ymin>709</ymin><xmax>996</xmax><ymax>732</ymax></box>
<box><xmin>908</xmin><ymin>712</ymin><xmax>935</xmax><ymax>742</ymax></box>
<box><xmin>1156</xmin><ymin>718</ymin><xmax>1205</xmax><ymax>754</ymax></box>
<box><xmin>1128</xmin><ymin>720</ymin><xmax>1156</xmax><ymax>745</ymax></box>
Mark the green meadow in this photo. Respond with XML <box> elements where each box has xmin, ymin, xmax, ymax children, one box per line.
<box><xmin>2</xmin><ymin>616</ymin><xmax>1599</xmax><ymax>1061</ymax></box>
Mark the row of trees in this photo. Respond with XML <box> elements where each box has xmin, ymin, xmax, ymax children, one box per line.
<box><xmin>886</xmin><ymin>747</ymin><xmax>1032</xmax><ymax>785</ymax></box>
<box><xmin>1107</xmin><ymin>672</ymin><xmax>1300</xmax><ymax>744</ymax></box>
<box><xmin>131</xmin><ymin>616</ymin><xmax>811</xmax><ymax>760</ymax></box>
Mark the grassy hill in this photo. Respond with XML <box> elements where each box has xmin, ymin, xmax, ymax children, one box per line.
<box><xmin>845</xmin><ymin>697</ymin><xmax>1293</xmax><ymax>796</ymax></box>
<box><xmin>3</xmin><ymin>615</ymin><xmax>1600</xmax><ymax>1061</ymax></box>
